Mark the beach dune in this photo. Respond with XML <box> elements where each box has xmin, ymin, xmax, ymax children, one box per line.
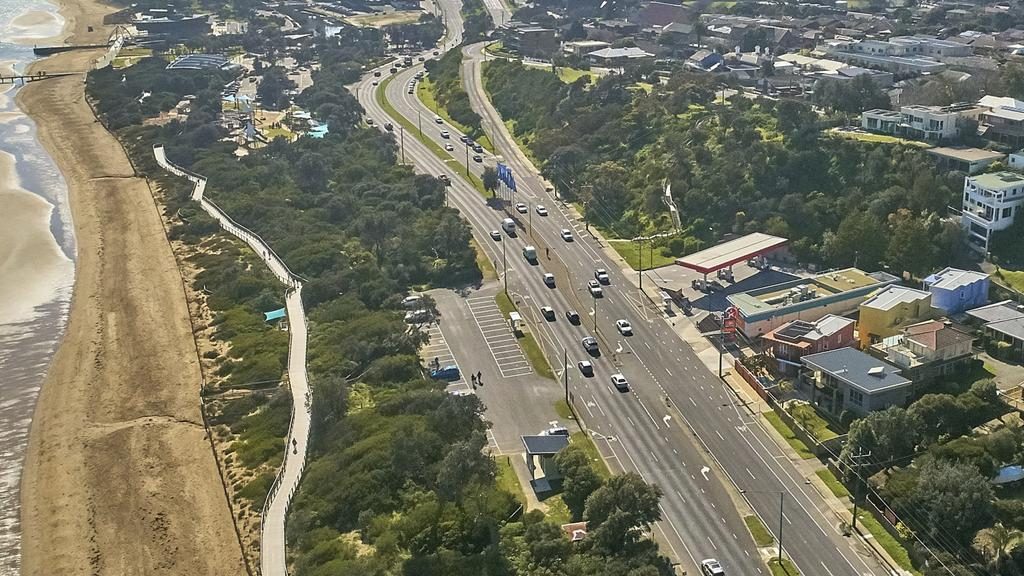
<box><xmin>16</xmin><ymin>0</ymin><xmax>248</xmax><ymax>574</ymax></box>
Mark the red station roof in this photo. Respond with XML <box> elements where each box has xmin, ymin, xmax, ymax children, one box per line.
<box><xmin>675</xmin><ymin>232</ymin><xmax>788</xmax><ymax>274</ymax></box>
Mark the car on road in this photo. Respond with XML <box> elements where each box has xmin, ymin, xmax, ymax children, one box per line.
<box><xmin>408</xmin><ymin>88</ymin><xmax>414</xmax><ymax>94</ymax></box>
<box><xmin>588</xmin><ymin>279</ymin><xmax>603</xmax><ymax>297</ymax></box>
<box><xmin>418</xmin><ymin>56</ymin><xmax>426</xmax><ymax>61</ymax></box>
<box><xmin>560</xmin><ymin>229</ymin><xmax>573</xmax><ymax>242</ymax></box>
<box><xmin>460</xmin><ymin>135</ymin><xmax>471</xmax><ymax>143</ymax></box>
<box><xmin>543</xmin><ymin>273</ymin><xmax>556</xmax><ymax>287</ymax></box>
<box><xmin>595</xmin><ymin>269</ymin><xmax>610</xmax><ymax>284</ymax></box>
<box><xmin>615</xmin><ymin>319</ymin><xmax>632</xmax><ymax>336</ymax></box>
<box><xmin>582</xmin><ymin>336</ymin><xmax>599</xmax><ymax>355</ymax></box>
<box><xmin>390</xmin><ymin>67</ymin><xmax>398</xmax><ymax>73</ymax></box>
<box><xmin>541</xmin><ymin>306</ymin><xmax>555</xmax><ymax>320</ymax></box>
<box><xmin>536</xmin><ymin>205</ymin><xmax>548</xmax><ymax>216</ymax></box>
<box><xmin>489</xmin><ymin>230</ymin><xmax>501</xmax><ymax>241</ymax></box>
<box><xmin>565</xmin><ymin>310</ymin><xmax>580</xmax><ymax>324</ymax></box>
<box><xmin>433</xmin><ymin>50</ymin><xmax>440</xmax><ymax>55</ymax></box>
<box><xmin>472</xmin><ymin>143</ymin><xmax>484</xmax><ymax>153</ymax></box>
<box><xmin>366</xmin><ymin>118</ymin><xmax>374</xmax><ymax>125</ymax></box>
<box><xmin>578</xmin><ymin>360</ymin><xmax>594</xmax><ymax>376</ymax></box>
<box><xmin>611</xmin><ymin>373</ymin><xmax>629</xmax><ymax>391</ymax></box>
<box><xmin>384</xmin><ymin>122</ymin><xmax>393</xmax><ymax>131</ymax></box>
<box><xmin>434</xmin><ymin>115</ymin><xmax>443</xmax><ymax>124</ymax></box>
<box><xmin>374</xmin><ymin>70</ymin><xmax>382</xmax><ymax>77</ymax></box>
<box><xmin>515</xmin><ymin>202</ymin><xmax>528</xmax><ymax>214</ymax></box>
<box><xmin>440</xmin><ymin>130</ymin><xmax>450</xmax><ymax>139</ymax></box>
<box><xmin>473</xmin><ymin>154</ymin><xmax>483</xmax><ymax>162</ymax></box>
<box><xmin>438</xmin><ymin>174</ymin><xmax>451</xmax><ymax>186</ymax></box>
<box><xmin>700</xmin><ymin>559</ymin><xmax>724</xmax><ymax>576</ymax></box>
<box><xmin>444</xmin><ymin>142</ymin><xmax>454</xmax><ymax>151</ymax></box>
<box><xmin>372</xmin><ymin>79</ymin><xmax>379</xmax><ymax>86</ymax></box>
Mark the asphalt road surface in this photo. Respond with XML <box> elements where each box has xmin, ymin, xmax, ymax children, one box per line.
<box><xmin>351</xmin><ymin>27</ymin><xmax>886</xmax><ymax>576</ymax></box>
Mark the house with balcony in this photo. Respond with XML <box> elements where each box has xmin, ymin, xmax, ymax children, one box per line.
<box><xmin>861</xmin><ymin>104</ymin><xmax>983</xmax><ymax>142</ymax></box>
<box><xmin>960</xmin><ymin>171</ymin><xmax>1024</xmax><ymax>253</ymax></box>
<box><xmin>761</xmin><ymin>315</ymin><xmax>857</xmax><ymax>374</ymax></box>
<box><xmin>858</xmin><ymin>286</ymin><xmax>934</xmax><ymax>348</ymax></box>
<box><xmin>869</xmin><ymin>319</ymin><xmax>974</xmax><ymax>387</ymax></box>
<box><xmin>801</xmin><ymin>347</ymin><xmax>913</xmax><ymax>417</ymax></box>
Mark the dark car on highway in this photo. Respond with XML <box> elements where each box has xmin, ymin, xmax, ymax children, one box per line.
<box><xmin>565</xmin><ymin>310</ymin><xmax>580</xmax><ymax>324</ymax></box>
<box><xmin>582</xmin><ymin>336</ymin><xmax>599</xmax><ymax>355</ymax></box>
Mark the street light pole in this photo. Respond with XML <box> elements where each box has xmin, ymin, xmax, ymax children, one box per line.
<box><xmin>417</xmin><ymin>110</ymin><xmax>422</xmax><ymax>137</ymax></box>
<box><xmin>502</xmin><ymin>235</ymin><xmax>508</xmax><ymax>296</ymax></box>
<box><xmin>778</xmin><ymin>492</ymin><xmax>785</xmax><ymax>564</ymax></box>
<box><xmin>465</xmin><ymin>142</ymin><xmax>470</xmax><ymax>177</ymax></box>
<box><xmin>400</xmin><ymin>126</ymin><xmax>405</xmax><ymax>164</ymax></box>
<box><xmin>563</xmin><ymin>348</ymin><xmax>569</xmax><ymax>404</ymax></box>
<box><xmin>593</xmin><ymin>293</ymin><xmax>598</xmax><ymax>332</ymax></box>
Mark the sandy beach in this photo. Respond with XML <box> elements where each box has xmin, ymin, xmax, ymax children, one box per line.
<box><xmin>15</xmin><ymin>0</ymin><xmax>248</xmax><ymax>574</ymax></box>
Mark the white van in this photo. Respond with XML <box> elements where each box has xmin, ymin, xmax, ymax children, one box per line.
<box><xmin>508</xmin><ymin>311</ymin><xmax>524</xmax><ymax>334</ymax></box>
<box><xmin>501</xmin><ymin>218</ymin><xmax>516</xmax><ymax>236</ymax></box>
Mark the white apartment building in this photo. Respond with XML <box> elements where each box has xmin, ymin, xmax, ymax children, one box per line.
<box><xmin>961</xmin><ymin>171</ymin><xmax>1024</xmax><ymax>253</ymax></box>
<box><xmin>861</xmin><ymin>103</ymin><xmax>983</xmax><ymax>141</ymax></box>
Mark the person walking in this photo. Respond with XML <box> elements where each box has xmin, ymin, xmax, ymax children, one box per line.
<box><xmin>476</xmin><ymin>371</ymin><xmax>482</xmax><ymax>384</ymax></box>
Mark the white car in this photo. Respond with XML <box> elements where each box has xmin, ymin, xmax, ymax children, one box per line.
<box><xmin>578</xmin><ymin>360</ymin><xmax>593</xmax><ymax>376</ymax></box>
<box><xmin>594</xmin><ymin>269</ymin><xmax>610</xmax><ymax>284</ymax></box>
<box><xmin>541</xmin><ymin>306</ymin><xmax>555</xmax><ymax>320</ymax></box>
<box><xmin>515</xmin><ymin>202</ymin><xmax>528</xmax><ymax>214</ymax></box>
<box><xmin>560</xmin><ymin>229</ymin><xmax>573</xmax><ymax>241</ymax></box>
<box><xmin>543</xmin><ymin>273</ymin><xmax>556</xmax><ymax>287</ymax></box>
<box><xmin>616</xmin><ymin>319</ymin><xmax>633</xmax><ymax>335</ymax></box>
<box><xmin>434</xmin><ymin>115</ymin><xmax>443</xmax><ymax>124</ymax></box>
<box><xmin>440</xmin><ymin>130</ymin><xmax>450</xmax><ymax>139</ymax></box>
<box><xmin>489</xmin><ymin>230</ymin><xmax>501</xmax><ymax>241</ymax></box>
<box><xmin>444</xmin><ymin>142</ymin><xmax>454</xmax><ymax>151</ymax></box>
<box><xmin>543</xmin><ymin>426</ymin><xmax>569</xmax><ymax>436</ymax></box>
<box><xmin>372</xmin><ymin>79</ymin><xmax>379</xmax><ymax>86</ymax></box>
<box><xmin>536</xmin><ymin>205</ymin><xmax>548</xmax><ymax>216</ymax></box>
<box><xmin>588</xmin><ymin>279</ymin><xmax>603</xmax><ymax>297</ymax></box>
<box><xmin>611</xmin><ymin>373</ymin><xmax>629</xmax><ymax>391</ymax></box>
<box><xmin>700</xmin><ymin>559</ymin><xmax>725</xmax><ymax>576</ymax></box>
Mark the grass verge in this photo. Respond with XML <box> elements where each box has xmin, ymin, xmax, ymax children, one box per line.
<box><xmin>555</xmin><ymin>67</ymin><xmax>596</xmax><ymax>84</ymax></box>
<box><xmin>472</xmin><ymin>238</ymin><xmax>496</xmax><ymax>280</ymax></box>
<box><xmin>815</xmin><ymin>469</ymin><xmax>851</xmax><ymax>499</ymax></box>
<box><xmin>417</xmin><ymin>79</ymin><xmax>495</xmax><ymax>153</ymax></box>
<box><xmin>496</xmin><ymin>456</ymin><xmax>526</xmax><ymax>504</ymax></box>
<box><xmin>767</xmin><ymin>558</ymin><xmax>800</xmax><ymax>576</ymax></box>
<box><xmin>554</xmin><ymin>398</ymin><xmax>574</xmax><ymax>420</ymax></box>
<box><xmin>375</xmin><ymin>77</ymin><xmax>489</xmax><ymax>196</ymax></box>
<box><xmin>763</xmin><ymin>412</ymin><xmax>815</xmax><ymax>459</ymax></box>
<box><xmin>745</xmin><ymin>515</ymin><xmax>775</xmax><ymax>547</ymax></box>
<box><xmin>829</xmin><ymin>128</ymin><xmax>931</xmax><ymax>148</ymax></box>
<box><xmin>571</xmin><ymin>431</ymin><xmax>611</xmax><ymax>479</ymax></box>
<box><xmin>539</xmin><ymin>492</ymin><xmax>572</xmax><ymax>525</ymax></box>
<box><xmin>495</xmin><ymin>291</ymin><xmax>554</xmax><ymax>380</ymax></box>
<box><xmin>856</xmin><ymin>512</ymin><xmax>921</xmax><ymax>575</ymax></box>
<box><xmin>607</xmin><ymin>239</ymin><xmax>676</xmax><ymax>271</ymax></box>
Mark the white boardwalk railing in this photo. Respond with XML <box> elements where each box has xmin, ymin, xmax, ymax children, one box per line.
<box><xmin>154</xmin><ymin>144</ymin><xmax>311</xmax><ymax>576</ymax></box>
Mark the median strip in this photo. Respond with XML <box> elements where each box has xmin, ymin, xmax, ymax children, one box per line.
<box><xmin>494</xmin><ymin>291</ymin><xmax>554</xmax><ymax>380</ymax></box>
<box><xmin>375</xmin><ymin>76</ymin><xmax>489</xmax><ymax>197</ymax></box>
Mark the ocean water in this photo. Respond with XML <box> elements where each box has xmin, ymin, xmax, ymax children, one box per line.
<box><xmin>0</xmin><ymin>0</ymin><xmax>75</xmax><ymax>573</ymax></box>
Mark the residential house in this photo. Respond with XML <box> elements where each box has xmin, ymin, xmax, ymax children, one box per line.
<box><xmin>857</xmin><ymin>285</ymin><xmax>934</xmax><ymax>348</ymax></box>
<box><xmin>822</xmin><ymin>39</ymin><xmax>946</xmax><ymax>74</ymax></box>
<box><xmin>978</xmin><ymin>95</ymin><xmax>1024</xmax><ymax>147</ymax></box>
<box><xmin>926</xmin><ymin>147</ymin><xmax>1005</xmax><ymax>175</ymax></box>
<box><xmin>801</xmin><ymin>347</ymin><xmax>913</xmax><ymax>417</ymax></box>
<box><xmin>923</xmin><ymin>267</ymin><xmax>989</xmax><ymax>314</ymax></box>
<box><xmin>634</xmin><ymin>1</ymin><xmax>689</xmax><ymax>29</ymax></box>
<box><xmin>563</xmin><ymin>40</ymin><xmax>610</xmax><ymax>58</ymax></box>
<box><xmin>869</xmin><ymin>319</ymin><xmax>974</xmax><ymax>386</ymax></box>
<box><xmin>816</xmin><ymin>66</ymin><xmax>893</xmax><ymax>88</ymax></box>
<box><xmin>966</xmin><ymin>301</ymin><xmax>1024</xmax><ymax>360</ymax></box>
<box><xmin>686</xmin><ymin>49</ymin><xmax>724</xmax><ymax>72</ymax></box>
<box><xmin>960</xmin><ymin>171</ymin><xmax>1024</xmax><ymax>253</ymax></box>
<box><xmin>586</xmin><ymin>46</ymin><xmax>655</xmax><ymax>67</ymax></box>
<box><xmin>761</xmin><ymin>314</ymin><xmax>857</xmax><ymax>374</ymax></box>
<box><xmin>504</xmin><ymin>25</ymin><xmax>558</xmax><ymax>59</ymax></box>
<box><xmin>860</xmin><ymin>104</ymin><xmax>984</xmax><ymax>142</ymax></box>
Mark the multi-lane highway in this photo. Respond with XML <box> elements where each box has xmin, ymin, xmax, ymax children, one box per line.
<box><xmin>351</xmin><ymin>10</ymin><xmax>887</xmax><ymax>575</ymax></box>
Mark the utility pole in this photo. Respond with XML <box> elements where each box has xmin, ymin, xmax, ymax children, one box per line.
<box><xmin>849</xmin><ymin>448</ymin><xmax>873</xmax><ymax>532</ymax></box>
<box><xmin>777</xmin><ymin>492</ymin><xmax>785</xmax><ymax>564</ymax></box>
<box><xmin>718</xmin><ymin>332</ymin><xmax>724</xmax><ymax>378</ymax></box>
<box><xmin>528</xmin><ymin>203</ymin><xmax>533</xmax><ymax>238</ymax></box>
<box><xmin>400</xmin><ymin>126</ymin><xmax>405</xmax><ymax>164</ymax></box>
<box><xmin>563</xmin><ymin>348</ymin><xmax>569</xmax><ymax>404</ymax></box>
<box><xmin>465</xmin><ymin>142</ymin><xmax>470</xmax><ymax>177</ymax></box>
<box><xmin>637</xmin><ymin>237</ymin><xmax>643</xmax><ymax>290</ymax></box>
<box><xmin>593</xmin><ymin>293</ymin><xmax>598</xmax><ymax>331</ymax></box>
<box><xmin>417</xmin><ymin>110</ymin><xmax>422</xmax><ymax>137</ymax></box>
<box><xmin>502</xmin><ymin>235</ymin><xmax>508</xmax><ymax>296</ymax></box>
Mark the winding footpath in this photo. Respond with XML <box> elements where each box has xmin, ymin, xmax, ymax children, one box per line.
<box><xmin>153</xmin><ymin>145</ymin><xmax>310</xmax><ymax>576</ymax></box>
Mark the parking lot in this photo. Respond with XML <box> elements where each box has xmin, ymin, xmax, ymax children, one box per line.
<box><xmin>466</xmin><ymin>295</ymin><xmax>532</xmax><ymax>378</ymax></box>
<box><xmin>420</xmin><ymin>321</ymin><xmax>470</xmax><ymax>394</ymax></box>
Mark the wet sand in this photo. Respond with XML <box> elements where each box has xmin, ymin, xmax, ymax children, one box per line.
<box><xmin>15</xmin><ymin>0</ymin><xmax>248</xmax><ymax>574</ymax></box>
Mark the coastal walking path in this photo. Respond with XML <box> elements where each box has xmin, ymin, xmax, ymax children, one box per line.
<box><xmin>153</xmin><ymin>144</ymin><xmax>310</xmax><ymax>576</ymax></box>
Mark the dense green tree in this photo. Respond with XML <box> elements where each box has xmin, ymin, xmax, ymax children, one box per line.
<box><xmin>554</xmin><ymin>445</ymin><xmax>604</xmax><ymax>520</ymax></box>
<box><xmin>913</xmin><ymin>460</ymin><xmax>995</xmax><ymax>546</ymax></box>
<box><xmin>841</xmin><ymin>407</ymin><xmax>920</xmax><ymax>473</ymax></box>
<box><xmin>584</xmin><ymin>473</ymin><xmax>662</xmax><ymax>554</ymax></box>
<box><xmin>824</xmin><ymin>211</ymin><xmax>889</xmax><ymax>270</ymax></box>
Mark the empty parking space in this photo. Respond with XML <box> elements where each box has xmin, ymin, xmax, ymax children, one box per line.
<box><xmin>466</xmin><ymin>296</ymin><xmax>532</xmax><ymax>378</ymax></box>
<box><xmin>421</xmin><ymin>322</ymin><xmax>470</xmax><ymax>393</ymax></box>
